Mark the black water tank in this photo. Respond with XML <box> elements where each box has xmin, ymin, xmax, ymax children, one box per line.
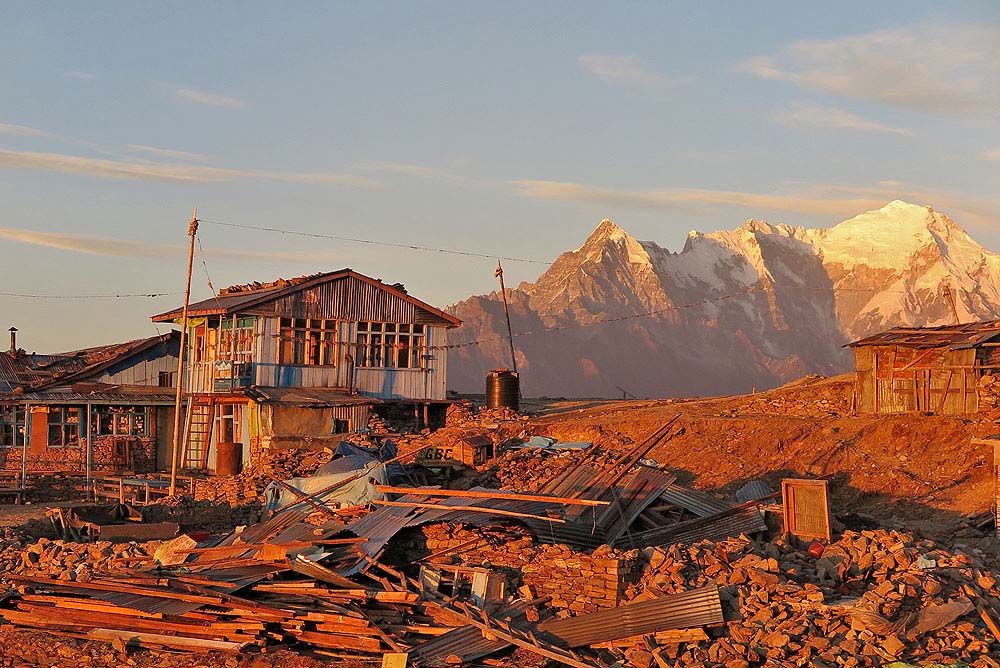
<box><xmin>486</xmin><ymin>368</ymin><xmax>520</xmax><ymax>411</ymax></box>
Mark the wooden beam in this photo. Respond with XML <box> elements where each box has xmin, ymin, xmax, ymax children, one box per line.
<box><xmin>369</xmin><ymin>499</ymin><xmax>566</xmax><ymax>523</ymax></box>
<box><xmin>88</xmin><ymin>628</ymin><xmax>251</xmax><ymax>653</ymax></box>
<box><xmin>374</xmin><ymin>485</ymin><xmax>610</xmax><ymax>507</ymax></box>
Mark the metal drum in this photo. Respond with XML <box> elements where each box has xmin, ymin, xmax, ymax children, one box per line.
<box><xmin>215</xmin><ymin>441</ymin><xmax>242</xmax><ymax>476</ymax></box>
<box><xmin>486</xmin><ymin>368</ymin><xmax>520</xmax><ymax>412</ymax></box>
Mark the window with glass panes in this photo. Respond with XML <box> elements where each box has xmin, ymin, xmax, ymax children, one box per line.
<box><xmin>47</xmin><ymin>406</ymin><xmax>84</xmax><ymax>448</ymax></box>
<box><xmin>355</xmin><ymin>322</ymin><xmax>425</xmax><ymax>368</ymax></box>
<box><xmin>278</xmin><ymin>318</ymin><xmax>337</xmax><ymax>366</ymax></box>
<box><xmin>0</xmin><ymin>406</ymin><xmax>23</xmax><ymax>448</ymax></box>
<box><xmin>90</xmin><ymin>406</ymin><xmax>149</xmax><ymax>437</ymax></box>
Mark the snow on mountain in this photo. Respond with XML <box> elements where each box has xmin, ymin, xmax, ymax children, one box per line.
<box><xmin>448</xmin><ymin>202</ymin><xmax>1000</xmax><ymax>398</ymax></box>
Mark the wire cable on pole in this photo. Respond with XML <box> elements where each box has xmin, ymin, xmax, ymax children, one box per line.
<box><xmin>0</xmin><ymin>291</ymin><xmax>181</xmax><ymax>299</ymax></box>
<box><xmin>200</xmin><ymin>219</ymin><xmax>552</xmax><ymax>265</ymax></box>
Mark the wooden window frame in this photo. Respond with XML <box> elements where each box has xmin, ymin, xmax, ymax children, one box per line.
<box><xmin>0</xmin><ymin>405</ymin><xmax>24</xmax><ymax>448</ymax></box>
<box><xmin>91</xmin><ymin>406</ymin><xmax>150</xmax><ymax>438</ymax></box>
<box><xmin>356</xmin><ymin>321</ymin><xmax>425</xmax><ymax>369</ymax></box>
<box><xmin>277</xmin><ymin>318</ymin><xmax>338</xmax><ymax>367</ymax></box>
<box><xmin>47</xmin><ymin>406</ymin><xmax>84</xmax><ymax>449</ymax></box>
<box><xmin>781</xmin><ymin>478</ymin><xmax>831</xmax><ymax>541</ymax></box>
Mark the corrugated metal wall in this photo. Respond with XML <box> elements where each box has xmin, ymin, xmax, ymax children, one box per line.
<box><xmin>353</xmin><ymin>325</ymin><xmax>448</xmax><ymax>400</ymax></box>
<box><xmin>256</xmin><ymin>318</ymin><xmax>449</xmax><ymax>400</ymax></box>
<box><xmin>97</xmin><ymin>347</ymin><xmax>179</xmax><ymax>387</ymax></box>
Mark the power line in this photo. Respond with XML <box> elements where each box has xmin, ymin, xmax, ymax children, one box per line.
<box><xmin>200</xmin><ymin>219</ymin><xmax>552</xmax><ymax>265</ymax></box>
<box><xmin>0</xmin><ymin>291</ymin><xmax>180</xmax><ymax>299</ymax></box>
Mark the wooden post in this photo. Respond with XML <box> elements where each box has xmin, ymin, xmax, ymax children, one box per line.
<box><xmin>872</xmin><ymin>350</ymin><xmax>880</xmax><ymax>414</ymax></box>
<box><xmin>169</xmin><ymin>210</ymin><xmax>198</xmax><ymax>497</ymax></box>
<box><xmin>20</xmin><ymin>403</ymin><xmax>29</xmax><ymax>491</ymax></box>
<box><xmin>495</xmin><ymin>261</ymin><xmax>518</xmax><ymax>375</ymax></box>
<box><xmin>85</xmin><ymin>402</ymin><xmax>93</xmax><ymax>501</ymax></box>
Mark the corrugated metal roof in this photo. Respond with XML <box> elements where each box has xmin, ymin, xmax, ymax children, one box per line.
<box><xmin>246</xmin><ymin>385</ymin><xmax>380</xmax><ymax>407</ymax></box>
<box><xmin>661</xmin><ymin>483</ymin><xmax>738</xmax><ymax>517</ymax></box>
<box><xmin>0</xmin><ymin>332</ymin><xmax>178</xmax><ymax>392</ymax></box>
<box><xmin>152</xmin><ymin>288</ymin><xmax>281</xmax><ymax>321</ymax></box>
<box><xmin>9</xmin><ymin>390</ymin><xmax>177</xmax><ymax>405</ymax></box>
<box><xmin>848</xmin><ymin>321</ymin><xmax>1000</xmax><ymax>350</ymax></box>
<box><xmin>537</xmin><ymin>585</ymin><xmax>724</xmax><ymax>648</ymax></box>
<box><xmin>151</xmin><ymin>268</ymin><xmax>462</xmax><ymax>327</ymax></box>
<box><xmin>409</xmin><ymin>599</ymin><xmax>538</xmax><ymax>665</ymax></box>
<box><xmin>619</xmin><ymin>508</ymin><xmax>767</xmax><ymax>549</ymax></box>
<box><xmin>735</xmin><ymin>480</ymin><xmax>774</xmax><ymax>505</ymax></box>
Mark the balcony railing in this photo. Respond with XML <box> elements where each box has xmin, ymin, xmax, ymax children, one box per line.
<box><xmin>188</xmin><ymin>361</ymin><xmax>253</xmax><ymax>393</ymax></box>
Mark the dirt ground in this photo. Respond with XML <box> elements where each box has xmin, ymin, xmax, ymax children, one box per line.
<box><xmin>528</xmin><ymin>374</ymin><xmax>1000</xmax><ymax>549</ymax></box>
<box><xmin>5</xmin><ymin>375</ymin><xmax>1000</xmax><ymax>666</ymax></box>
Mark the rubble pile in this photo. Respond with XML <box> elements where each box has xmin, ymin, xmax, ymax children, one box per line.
<box><xmin>491</xmin><ymin>448</ymin><xmax>622</xmax><ymax>492</ymax></box>
<box><xmin>446</xmin><ymin>402</ymin><xmax>527</xmax><ymax>428</ymax></box>
<box><xmin>139</xmin><ymin>497</ymin><xmax>262</xmax><ymax>533</ymax></box>
<box><xmin>0</xmin><ymin>631</ymin><xmax>327</xmax><ymax>668</ymax></box>
<box><xmin>395</xmin><ymin>523</ymin><xmax>632</xmax><ymax>613</ymax></box>
<box><xmin>193</xmin><ymin>449</ymin><xmax>335</xmax><ymax>504</ymax></box>
<box><xmin>257</xmin><ymin>448</ymin><xmax>333</xmax><ymax>480</ymax></box>
<box><xmin>719</xmin><ymin>394</ymin><xmax>846</xmax><ymax>419</ymax></box>
<box><xmin>711</xmin><ymin>375</ymin><xmax>854</xmax><ymax>419</ymax></box>
<box><xmin>625</xmin><ymin>529</ymin><xmax>1000</xmax><ymax>667</ymax></box>
<box><xmin>978</xmin><ymin>373</ymin><xmax>1000</xmax><ymax>409</ymax></box>
<box><xmin>0</xmin><ymin>537</ymin><xmax>155</xmax><ymax>581</ymax></box>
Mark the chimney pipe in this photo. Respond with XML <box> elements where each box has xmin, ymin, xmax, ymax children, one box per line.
<box><xmin>8</xmin><ymin>327</ymin><xmax>16</xmax><ymax>354</ymax></box>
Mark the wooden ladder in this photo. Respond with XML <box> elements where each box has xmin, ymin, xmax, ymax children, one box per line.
<box><xmin>182</xmin><ymin>396</ymin><xmax>215</xmax><ymax>470</ymax></box>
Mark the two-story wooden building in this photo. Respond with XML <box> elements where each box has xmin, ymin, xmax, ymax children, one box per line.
<box><xmin>151</xmin><ymin>269</ymin><xmax>461</xmax><ymax>473</ymax></box>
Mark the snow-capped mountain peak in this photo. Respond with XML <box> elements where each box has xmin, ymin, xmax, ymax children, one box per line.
<box><xmin>808</xmin><ymin>200</ymin><xmax>948</xmax><ymax>269</ymax></box>
<box><xmin>448</xmin><ymin>201</ymin><xmax>1000</xmax><ymax>398</ymax></box>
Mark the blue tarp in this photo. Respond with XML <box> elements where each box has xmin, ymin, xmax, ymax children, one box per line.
<box><xmin>263</xmin><ymin>460</ymin><xmax>389</xmax><ymax>511</ymax></box>
<box><xmin>510</xmin><ymin>435</ymin><xmax>593</xmax><ymax>451</ymax></box>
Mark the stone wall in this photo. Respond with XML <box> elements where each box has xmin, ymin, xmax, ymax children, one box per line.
<box><xmin>1</xmin><ymin>436</ymin><xmax>157</xmax><ymax>473</ymax></box>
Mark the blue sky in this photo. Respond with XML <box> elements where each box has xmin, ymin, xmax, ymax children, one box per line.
<box><xmin>2</xmin><ymin>1</ymin><xmax>999</xmax><ymax>351</ymax></box>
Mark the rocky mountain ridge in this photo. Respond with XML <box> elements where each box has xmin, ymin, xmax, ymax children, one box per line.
<box><xmin>448</xmin><ymin>201</ymin><xmax>1000</xmax><ymax>398</ymax></box>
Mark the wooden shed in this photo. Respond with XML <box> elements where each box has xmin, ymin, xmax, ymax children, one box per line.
<box><xmin>849</xmin><ymin>321</ymin><xmax>1000</xmax><ymax>415</ymax></box>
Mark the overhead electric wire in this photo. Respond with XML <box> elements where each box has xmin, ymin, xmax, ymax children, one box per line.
<box><xmin>0</xmin><ymin>291</ymin><xmax>180</xmax><ymax>299</ymax></box>
<box><xmin>200</xmin><ymin>219</ymin><xmax>552</xmax><ymax>265</ymax></box>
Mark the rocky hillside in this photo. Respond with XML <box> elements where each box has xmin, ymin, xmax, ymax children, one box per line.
<box><xmin>448</xmin><ymin>201</ymin><xmax>1000</xmax><ymax>397</ymax></box>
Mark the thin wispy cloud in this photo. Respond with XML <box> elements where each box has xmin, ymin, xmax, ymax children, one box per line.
<box><xmin>175</xmin><ymin>87</ymin><xmax>247</xmax><ymax>109</ymax></box>
<box><xmin>357</xmin><ymin>160</ymin><xmax>479</xmax><ymax>186</ymax></box>
<box><xmin>62</xmin><ymin>70</ymin><xmax>96</xmax><ymax>81</ymax></box>
<box><xmin>738</xmin><ymin>24</ymin><xmax>1000</xmax><ymax>116</ymax></box>
<box><xmin>775</xmin><ymin>103</ymin><xmax>913</xmax><ymax>136</ymax></box>
<box><xmin>578</xmin><ymin>54</ymin><xmax>686</xmax><ymax>89</ymax></box>
<box><xmin>126</xmin><ymin>144</ymin><xmax>210</xmax><ymax>162</ymax></box>
<box><xmin>0</xmin><ymin>148</ymin><xmax>378</xmax><ymax>187</ymax></box>
<box><xmin>510</xmin><ymin>178</ymin><xmax>998</xmax><ymax>226</ymax></box>
<box><xmin>0</xmin><ymin>228</ymin><xmax>342</xmax><ymax>262</ymax></box>
<box><xmin>0</xmin><ymin>123</ymin><xmax>52</xmax><ymax>138</ymax></box>
<box><xmin>512</xmin><ymin>179</ymin><xmax>886</xmax><ymax>218</ymax></box>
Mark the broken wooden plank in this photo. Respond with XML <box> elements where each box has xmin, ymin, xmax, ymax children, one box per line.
<box><xmin>374</xmin><ymin>485</ymin><xmax>610</xmax><ymax>506</ymax></box>
<box><xmin>87</xmin><ymin>628</ymin><xmax>251</xmax><ymax>653</ymax></box>
<box><xmin>369</xmin><ymin>499</ymin><xmax>567</xmax><ymax>523</ymax></box>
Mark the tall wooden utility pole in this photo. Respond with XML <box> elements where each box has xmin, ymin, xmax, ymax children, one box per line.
<box><xmin>495</xmin><ymin>260</ymin><xmax>518</xmax><ymax>374</ymax></box>
<box><xmin>169</xmin><ymin>209</ymin><xmax>198</xmax><ymax>496</ymax></box>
